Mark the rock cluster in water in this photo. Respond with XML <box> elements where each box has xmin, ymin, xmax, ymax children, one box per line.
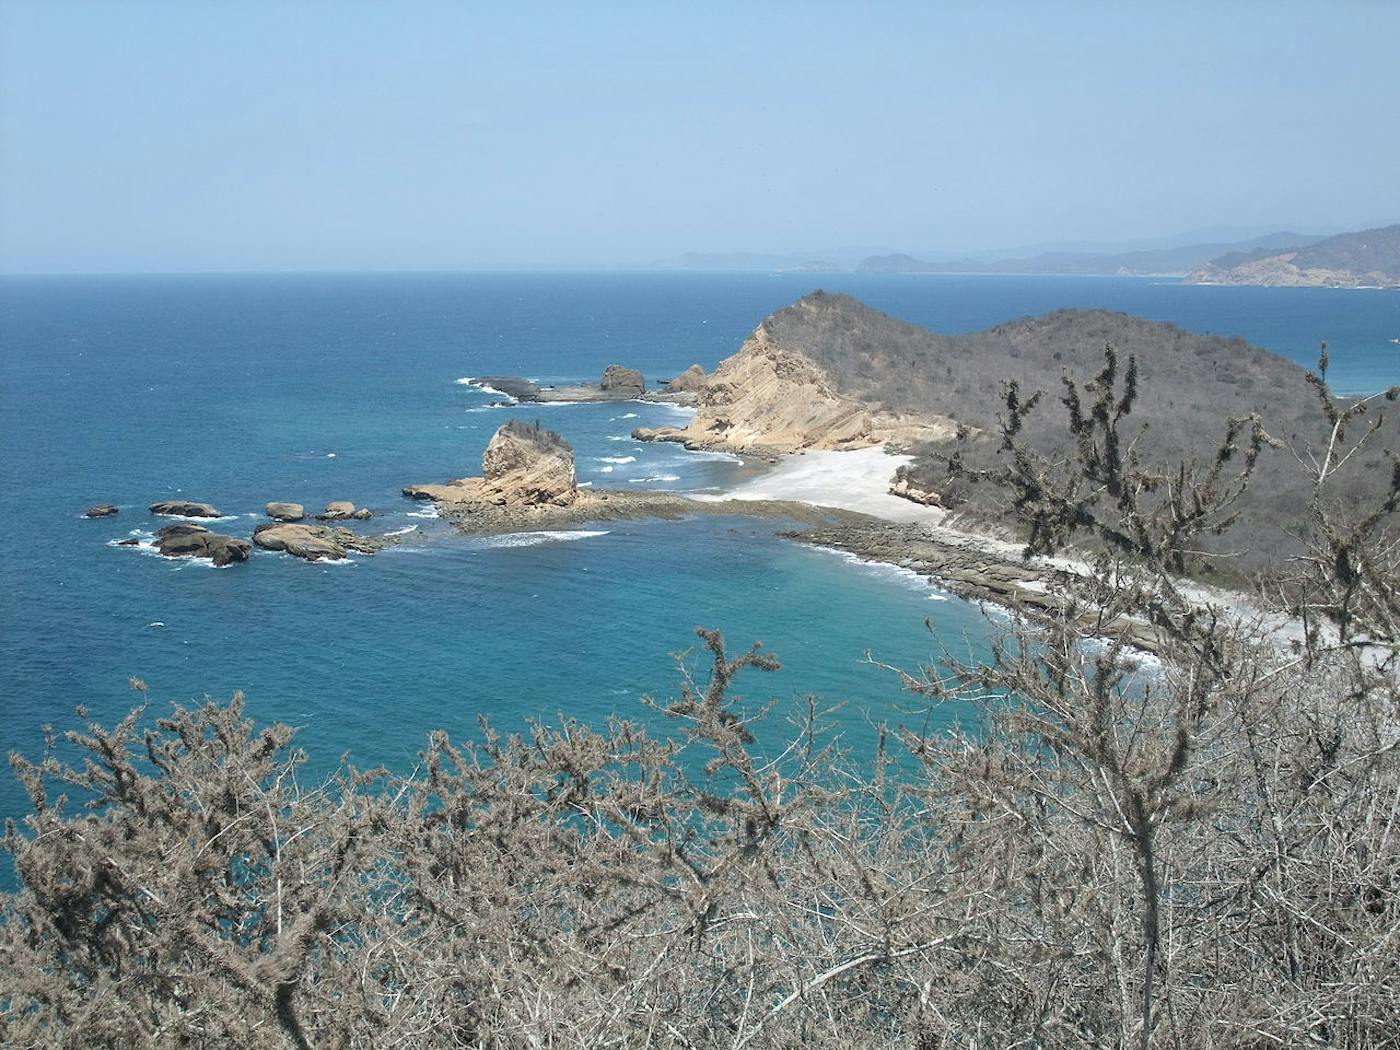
<box><xmin>404</xmin><ymin>420</ymin><xmax>578</xmax><ymax>509</ymax></box>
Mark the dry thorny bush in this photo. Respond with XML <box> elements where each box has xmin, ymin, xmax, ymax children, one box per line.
<box><xmin>3</xmin><ymin>351</ymin><xmax>1397</xmax><ymax>1049</ymax></box>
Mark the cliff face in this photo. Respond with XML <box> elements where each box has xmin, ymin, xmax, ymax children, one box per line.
<box><xmin>1187</xmin><ymin>224</ymin><xmax>1400</xmax><ymax>288</ymax></box>
<box><xmin>404</xmin><ymin>421</ymin><xmax>578</xmax><ymax>508</ymax></box>
<box><xmin>634</xmin><ymin>307</ymin><xmax>957</xmax><ymax>454</ymax></box>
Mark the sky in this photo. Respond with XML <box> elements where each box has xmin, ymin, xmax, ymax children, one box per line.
<box><xmin>1</xmin><ymin>0</ymin><xmax>1397</xmax><ymax>273</ymax></box>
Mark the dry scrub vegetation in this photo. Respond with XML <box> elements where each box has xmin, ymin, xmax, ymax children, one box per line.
<box><xmin>2</xmin><ymin>350</ymin><xmax>1397</xmax><ymax>1049</ymax></box>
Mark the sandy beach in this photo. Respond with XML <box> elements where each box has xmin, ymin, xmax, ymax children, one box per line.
<box><xmin>695</xmin><ymin>446</ymin><xmax>946</xmax><ymax>523</ymax></box>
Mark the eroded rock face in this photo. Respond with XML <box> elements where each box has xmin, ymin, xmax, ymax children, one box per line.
<box><xmin>403</xmin><ymin>421</ymin><xmax>578</xmax><ymax>510</ymax></box>
<box><xmin>633</xmin><ymin>324</ymin><xmax>952</xmax><ymax>454</ymax></box>
<box><xmin>251</xmin><ymin>523</ymin><xmax>395</xmax><ymax>561</ymax></box>
<box><xmin>889</xmin><ymin>476</ymin><xmax>943</xmax><ymax>507</ymax></box>
<box><xmin>266</xmin><ymin>502</ymin><xmax>305</xmax><ymax>522</ymax></box>
<box><xmin>600</xmin><ymin>364</ymin><xmax>645</xmax><ymax>395</ymax></box>
<box><xmin>84</xmin><ymin>504</ymin><xmax>119</xmax><ymax>518</ymax></box>
<box><xmin>150</xmin><ymin>500</ymin><xmax>222</xmax><ymax>518</ymax></box>
<box><xmin>153</xmin><ymin>523</ymin><xmax>250</xmax><ymax>566</ymax></box>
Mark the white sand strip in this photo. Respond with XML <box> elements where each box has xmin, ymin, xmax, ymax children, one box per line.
<box><xmin>696</xmin><ymin>446</ymin><xmax>945</xmax><ymax>523</ymax></box>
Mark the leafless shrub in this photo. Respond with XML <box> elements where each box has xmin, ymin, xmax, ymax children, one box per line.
<box><xmin>3</xmin><ymin>349</ymin><xmax>1397</xmax><ymax>1048</ymax></box>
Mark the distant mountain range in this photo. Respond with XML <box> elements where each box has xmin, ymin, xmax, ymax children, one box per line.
<box><xmin>855</xmin><ymin>232</ymin><xmax>1325</xmax><ymax>277</ymax></box>
<box><xmin>1185</xmin><ymin>223</ymin><xmax>1400</xmax><ymax>288</ymax></box>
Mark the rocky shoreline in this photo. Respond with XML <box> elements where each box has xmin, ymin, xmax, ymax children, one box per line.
<box><xmin>784</xmin><ymin>520</ymin><xmax>1166</xmax><ymax>654</ymax></box>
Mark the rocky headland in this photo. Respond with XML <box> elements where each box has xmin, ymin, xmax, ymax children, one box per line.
<box><xmin>1186</xmin><ymin>223</ymin><xmax>1400</xmax><ymax>288</ymax></box>
<box><xmin>631</xmin><ymin>298</ymin><xmax>958</xmax><ymax>455</ymax></box>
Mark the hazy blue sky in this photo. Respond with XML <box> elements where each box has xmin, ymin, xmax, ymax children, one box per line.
<box><xmin>1</xmin><ymin>1</ymin><xmax>1397</xmax><ymax>272</ymax></box>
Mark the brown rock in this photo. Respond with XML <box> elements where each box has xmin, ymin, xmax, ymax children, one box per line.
<box><xmin>84</xmin><ymin>504</ymin><xmax>120</xmax><ymax>518</ymax></box>
<box><xmin>154</xmin><ymin>524</ymin><xmax>250</xmax><ymax>566</ymax></box>
<box><xmin>265</xmin><ymin>502</ymin><xmax>305</xmax><ymax>521</ymax></box>
<box><xmin>600</xmin><ymin>364</ymin><xmax>645</xmax><ymax>395</ymax></box>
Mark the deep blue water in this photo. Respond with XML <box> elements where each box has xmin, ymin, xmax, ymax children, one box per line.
<box><xmin>2</xmin><ymin>271</ymin><xmax>1397</xmax><ymax>851</ymax></box>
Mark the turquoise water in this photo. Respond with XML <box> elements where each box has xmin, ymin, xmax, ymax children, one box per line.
<box><xmin>2</xmin><ymin>272</ymin><xmax>1397</xmax><ymax>847</ymax></box>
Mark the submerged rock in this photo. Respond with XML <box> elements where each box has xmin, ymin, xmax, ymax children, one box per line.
<box><xmin>153</xmin><ymin>523</ymin><xmax>250</xmax><ymax>566</ymax></box>
<box><xmin>84</xmin><ymin>504</ymin><xmax>120</xmax><ymax>518</ymax></box>
<box><xmin>149</xmin><ymin>500</ymin><xmax>222</xmax><ymax>518</ymax></box>
<box><xmin>265</xmin><ymin>501</ymin><xmax>305</xmax><ymax>522</ymax></box>
<box><xmin>252</xmin><ymin>522</ymin><xmax>397</xmax><ymax>561</ymax></box>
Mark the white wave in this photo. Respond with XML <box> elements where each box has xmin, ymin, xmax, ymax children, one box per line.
<box><xmin>150</xmin><ymin>513</ymin><xmax>241</xmax><ymax>524</ymax></box>
<box><xmin>597</xmin><ymin>465</ymin><xmax>614</xmax><ymax>473</ymax></box>
<box><xmin>597</xmin><ymin>455</ymin><xmax>636</xmax><ymax>465</ymax></box>
<box><xmin>146</xmin><ymin>622</ymin><xmax>165</xmax><ymax>628</ymax></box>
<box><xmin>454</xmin><ymin>376</ymin><xmax>477</xmax><ymax>385</ymax></box>
<box><xmin>480</xmin><ymin>530</ymin><xmax>609</xmax><ymax>548</ymax></box>
<box><xmin>627</xmin><ymin>474</ymin><xmax>681</xmax><ymax>483</ymax></box>
<box><xmin>578</xmin><ymin>481</ymin><xmax>594</xmax><ymax>487</ymax></box>
<box><xmin>611</xmin><ymin>412</ymin><xmax>639</xmax><ymax>420</ymax></box>
<box><xmin>406</xmin><ymin>506</ymin><xmax>440</xmax><ymax>519</ymax></box>
<box><xmin>381</xmin><ymin>524</ymin><xmax>420</xmax><ymax>537</ymax></box>
<box><xmin>607</xmin><ymin>435</ymin><xmax>628</xmax><ymax>441</ymax></box>
<box><xmin>682</xmin><ymin>449</ymin><xmax>744</xmax><ymax>464</ymax></box>
<box><xmin>464</xmin><ymin>405</ymin><xmax>506</xmax><ymax>413</ymax></box>
<box><xmin>532</xmin><ymin>400</ymin><xmax>588</xmax><ymax>407</ymax></box>
<box><xmin>806</xmin><ymin>545</ymin><xmax>956</xmax><ymax>601</ymax></box>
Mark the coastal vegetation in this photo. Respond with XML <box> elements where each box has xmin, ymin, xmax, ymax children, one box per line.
<box><xmin>4</xmin><ymin>339</ymin><xmax>1396</xmax><ymax>1049</ymax></box>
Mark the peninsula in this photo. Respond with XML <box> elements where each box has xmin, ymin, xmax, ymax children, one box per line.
<box><xmin>1186</xmin><ymin>222</ymin><xmax>1400</xmax><ymax>288</ymax></box>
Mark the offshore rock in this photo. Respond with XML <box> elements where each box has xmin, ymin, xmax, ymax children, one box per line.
<box><xmin>404</xmin><ymin>420</ymin><xmax>577</xmax><ymax>510</ymax></box>
<box><xmin>149</xmin><ymin>500</ymin><xmax>222</xmax><ymax>518</ymax></box>
<box><xmin>600</xmin><ymin>364</ymin><xmax>646</xmax><ymax>395</ymax></box>
<box><xmin>265</xmin><ymin>502</ymin><xmax>305</xmax><ymax>521</ymax></box>
<box><xmin>252</xmin><ymin>523</ymin><xmax>398</xmax><ymax>562</ymax></box>
<box><xmin>153</xmin><ymin>523</ymin><xmax>250</xmax><ymax>566</ymax></box>
<box><xmin>84</xmin><ymin>504</ymin><xmax>120</xmax><ymax>518</ymax></box>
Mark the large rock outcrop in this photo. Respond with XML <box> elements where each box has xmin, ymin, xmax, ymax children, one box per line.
<box><xmin>403</xmin><ymin>421</ymin><xmax>578</xmax><ymax>510</ymax></box>
<box><xmin>633</xmin><ymin>302</ymin><xmax>955</xmax><ymax>454</ymax></box>
<box><xmin>600</xmin><ymin>364</ymin><xmax>645</xmax><ymax>395</ymax></box>
<box><xmin>84</xmin><ymin>504</ymin><xmax>119</xmax><ymax>518</ymax></box>
<box><xmin>154</xmin><ymin>523</ymin><xmax>251</xmax><ymax>566</ymax></box>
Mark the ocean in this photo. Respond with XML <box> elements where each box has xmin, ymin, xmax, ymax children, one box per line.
<box><xmin>2</xmin><ymin>271</ymin><xmax>1397</xmax><ymax>852</ymax></box>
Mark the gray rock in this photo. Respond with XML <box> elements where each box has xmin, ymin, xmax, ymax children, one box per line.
<box><xmin>154</xmin><ymin>525</ymin><xmax>250</xmax><ymax>566</ymax></box>
<box><xmin>149</xmin><ymin>500</ymin><xmax>222</xmax><ymax>518</ymax></box>
<box><xmin>84</xmin><ymin>504</ymin><xmax>120</xmax><ymax>518</ymax></box>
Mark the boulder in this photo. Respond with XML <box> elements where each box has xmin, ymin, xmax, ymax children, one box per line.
<box><xmin>665</xmin><ymin>364</ymin><xmax>708</xmax><ymax>393</ymax></box>
<box><xmin>149</xmin><ymin>500</ymin><xmax>222</xmax><ymax>518</ymax></box>
<box><xmin>252</xmin><ymin>523</ymin><xmax>398</xmax><ymax>562</ymax></box>
<box><xmin>84</xmin><ymin>504</ymin><xmax>120</xmax><ymax>518</ymax></box>
<box><xmin>266</xmin><ymin>502</ymin><xmax>305</xmax><ymax>522</ymax></box>
<box><xmin>153</xmin><ymin>524</ymin><xmax>250</xmax><ymax>566</ymax></box>
<box><xmin>318</xmin><ymin>500</ymin><xmax>370</xmax><ymax>521</ymax></box>
<box><xmin>600</xmin><ymin>364</ymin><xmax>646</xmax><ymax>395</ymax></box>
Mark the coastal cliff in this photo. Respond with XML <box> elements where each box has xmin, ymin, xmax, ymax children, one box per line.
<box><xmin>633</xmin><ymin>297</ymin><xmax>958</xmax><ymax>454</ymax></box>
